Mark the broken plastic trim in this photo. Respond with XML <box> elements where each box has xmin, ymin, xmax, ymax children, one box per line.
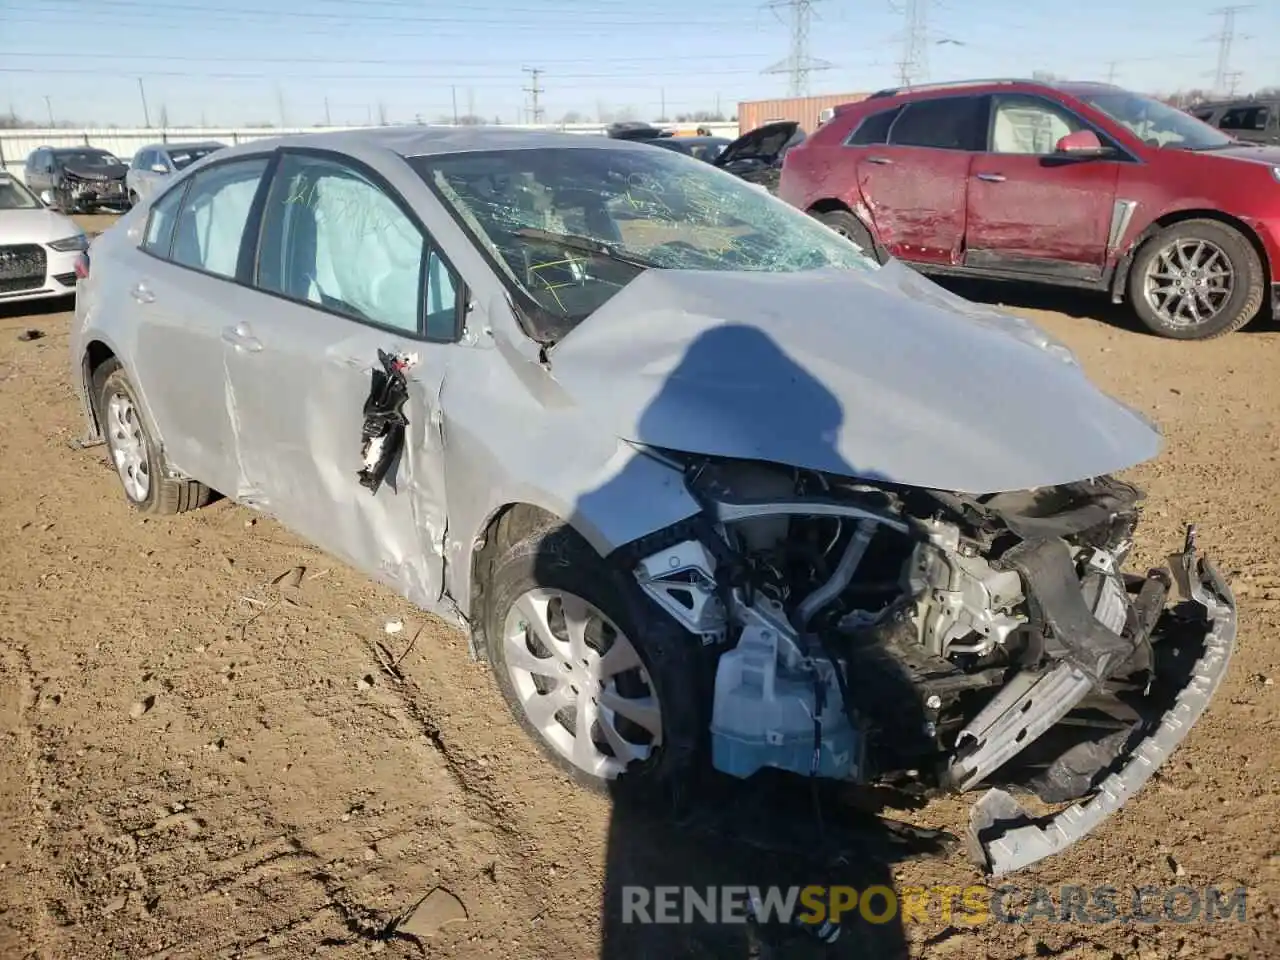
<box><xmin>357</xmin><ymin>349</ymin><xmax>412</xmax><ymax>495</ymax></box>
<box><xmin>966</xmin><ymin>529</ymin><xmax>1236</xmax><ymax>876</ymax></box>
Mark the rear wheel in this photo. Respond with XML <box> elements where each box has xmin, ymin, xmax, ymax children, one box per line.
<box><xmin>812</xmin><ymin>208</ymin><xmax>885</xmax><ymax>263</ymax></box>
<box><xmin>483</xmin><ymin>520</ymin><xmax>704</xmax><ymax>800</ymax></box>
<box><xmin>94</xmin><ymin>359</ymin><xmax>212</xmax><ymax>515</ymax></box>
<box><xmin>1128</xmin><ymin>219</ymin><xmax>1264</xmax><ymax>340</ymax></box>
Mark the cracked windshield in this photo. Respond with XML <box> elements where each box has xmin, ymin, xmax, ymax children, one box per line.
<box><xmin>412</xmin><ymin>146</ymin><xmax>878</xmax><ymax>340</ymax></box>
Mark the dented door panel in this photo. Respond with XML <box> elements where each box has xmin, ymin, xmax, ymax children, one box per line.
<box><xmin>965</xmin><ymin>156</ymin><xmax>1120</xmax><ymax>279</ymax></box>
<box><xmin>858</xmin><ymin>148</ymin><xmax>972</xmax><ymax>264</ymax></box>
<box><xmin>221</xmin><ymin>291</ymin><xmax>450</xmax><ymax>612</ymax></box>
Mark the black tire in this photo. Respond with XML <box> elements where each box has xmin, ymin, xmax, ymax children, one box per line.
<box><xmin>483</xmin><ymin>519</ymin><xmax>704</xmax><ymax>802</ymax></box>
<box><xmin>812</xmin><ymin>207</ymin><xmax>886</xmax><ymax>263</ymax></box>
<box><xmin>1127</xmin><ymin>219</ymin><xmax>1265</xmax><ymax>340</ymax></box>
<box><xmin>93</xmin><ymin>359</ymin><xmax>212</xmax><ymax>515</ymax></box>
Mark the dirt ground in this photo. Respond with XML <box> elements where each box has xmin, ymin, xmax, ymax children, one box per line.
<box><xmin>1</xmin><ymin>218</ymin><xmax>1278</xmax><ymax>959</ymax></box>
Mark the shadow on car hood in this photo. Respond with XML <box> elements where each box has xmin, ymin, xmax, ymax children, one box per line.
<box><xmin>545</xmin><ymin>263</ymin><xmax>1161</xmax><ymax>494</ymax></box>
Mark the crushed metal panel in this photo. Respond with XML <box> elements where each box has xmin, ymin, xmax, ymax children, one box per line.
<box><xmin>546</xmin><ymin>264</ymin><xmax>1161</xmax><ymax>494</ymax></box>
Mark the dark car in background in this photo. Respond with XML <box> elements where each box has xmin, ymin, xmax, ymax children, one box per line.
<box><xmin>1189</xmin><ymin>97</ymin><xmax>1279</xmax><ymax>146</ymax></box>
<box><xmin>24</xmin><ymin>146</ymin><xmax>129</xmax><ymax>214</ymax></box>
<box><xmin>621</xmin><ymin>120</ymin><xmax>804</xmax><ymax>191</ymax></box>
<box><xmin>779</xmin><ymin>79</ymin><xmax>1280</xmax><ymax>340</ymax></box>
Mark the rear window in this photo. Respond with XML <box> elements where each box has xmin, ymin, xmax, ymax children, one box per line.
<box><xmin>846</xmin><ymin>107</ymin><xmax>901</xmax><ymax>146</ymax></box>
<box><xmin>888</xmin><ymin>96</ymin><xmax>988</xmax><ymax>151</ymax></box>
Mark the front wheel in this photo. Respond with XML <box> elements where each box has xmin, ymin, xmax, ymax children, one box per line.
<box><xmin>1127</xmin><ymin>219</ymin><xmax>1265</xmax><ymax>340</ymax></box>
<box><xmin>483</xmin><ymin>521</ymin><xmax>703</xmax><ymax>799</ymax></box>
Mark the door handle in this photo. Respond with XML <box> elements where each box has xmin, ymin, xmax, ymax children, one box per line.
<box><xmin>975</xmin><ymin>173</ymin><xmax>1006</xmax><ymax>183</ymax></box>
<box><xmin>221</xmin><ymin>322</ymin><xmax>263</xmax><ymax>353</ymax></box>
<box><xmin>865</xmin><ymin>156</ymin><xmax>894</xmax><ymax>165</ymax></box>
<box><xmin>129</xmin><ymin>282</ymin><xmax>155</xmax><ymax>303</ymax></box>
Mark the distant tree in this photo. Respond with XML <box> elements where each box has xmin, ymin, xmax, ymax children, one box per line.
<box><xmin>614</xmin><ymin>105</ymin><xmax>639</xmax><ymax>121</ymax></box>
<box><xmin>560</xmin><ymin>110</ymin><xmax>585</xmax><ymax>123</ymax></box>
<box><xmin>456</xmin><ymin>114</ymin><xmax>486</xmax><ymax>125</ymax></box>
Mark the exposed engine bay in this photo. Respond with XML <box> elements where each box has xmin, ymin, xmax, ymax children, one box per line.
<box><xmin>57</xmin><ymin>165</ymin><xmax>128</xmax><ymax>213</ymax></box>
<box><xmin>626</xmin><ymin>453</ymin><xmax>1236</xmax><ymax>875</ymax></box>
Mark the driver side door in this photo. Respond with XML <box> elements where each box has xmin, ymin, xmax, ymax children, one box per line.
<box><xmin>964</xmin><ymin>93</ymin><xmax>1122</xmax><ymax>282</ymax></box>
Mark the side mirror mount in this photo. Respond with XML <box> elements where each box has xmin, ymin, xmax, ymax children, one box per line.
<box><xmin>1055</xmin><ymin>129</ymin><xmax>1107</xmax><ymax>156</ymax></box>
<box><xmin>38</xmin><ymin>189</ymin><xmax>54</xmax><ymax>206</ymax></box>
<box><xmin>150</xmin><ymin>163</ymin><xmax>169</xmax><ymax>174</ymax></box>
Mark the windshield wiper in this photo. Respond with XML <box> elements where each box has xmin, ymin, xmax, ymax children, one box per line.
<box><xmin>514</xmin><ymin>227</ymin><xmax>660</xmax><ymax>269</ymax></box>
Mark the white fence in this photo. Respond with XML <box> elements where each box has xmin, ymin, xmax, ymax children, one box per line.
<box><xmin>1</xmin><ymin>122</ymin><xmax>743</xmax><ymax>179</ymax></box>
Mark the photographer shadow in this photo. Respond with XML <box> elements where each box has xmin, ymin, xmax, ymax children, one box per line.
<box><xmin>537</xmin><ymin>323</ymin><xmax>952</xmax><ymax>958</ymax></box>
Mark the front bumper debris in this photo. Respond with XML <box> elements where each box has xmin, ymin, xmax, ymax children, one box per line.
<box><xmin>965</xmin><ymin>530</ymin><xmax>1236</xmax><ymax>876</ymax></box>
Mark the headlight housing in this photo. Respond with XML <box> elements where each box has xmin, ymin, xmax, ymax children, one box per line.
<box><xmin>47</xmin><ymin>234</ymin><xmax>88</xmax><ymax>252</ymax></box>
<box><xmin>1272</xmin><ymin>166</ymin><xmax>1280</xmax><ymax>185</ymax></box>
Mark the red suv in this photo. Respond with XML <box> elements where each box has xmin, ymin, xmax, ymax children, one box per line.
<box><xmin>778</xmin><ymin>79</ymin><xmax>1280</xmax><ymax>340</ymax></box>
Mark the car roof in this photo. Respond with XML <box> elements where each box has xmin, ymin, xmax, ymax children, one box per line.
<box><xmin>208</xmin><ymin>125</ymin><xmax>657</xmax><ymax>163</ymax></box>
<box><xmin>865</xmin><ymin>78</ymin><xmax>1125</xmax><ymax>101</ymax></box>
<box><xmin>144</xmin><ymin>141</ymin><xmax>225</xmax><ymax>151</ymax></box>
<box><xmin>52</xmin><ymin>146</ymin><xmax>112</xmax><ymax>154</ymax></box>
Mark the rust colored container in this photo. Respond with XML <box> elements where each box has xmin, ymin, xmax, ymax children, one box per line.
<box><xmin>737</xmin><ymin>92</ymin><xmax>869</xmax><ymax>135</ymax></box>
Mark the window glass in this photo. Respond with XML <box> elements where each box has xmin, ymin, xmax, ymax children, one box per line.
<box><xmin>847</xmin><ymin>107</ymin><xmax>900</xmax><ymax>145</ymax></box>
<box><xmin>1219</xmin><ymin>106</ymin><xmax>1268</xmax><ymax>131</ymax></box>
<box><xmin>411</xmin><ymin>144</ymin><xmax>877</xmax><ymax>343</ymax></box>
<box><xmin>424</xmin><ymin>249</ymin><xmax>459</xmax><ymax>339</ymax></box>
<box><xmin>889</xmin><ymin>96</ymin><xmax>987</xmax><ymax>150</ymax></box>
<box><xmin>991</xmin><ymin>95</ymin><xmax>1085</xmax><ymax>154</ymax></box>
<box><xmin>142</xmin><ymin>182</ymin><xmax>188</xmax><ymax>256</ymax></box>
<box><xmin>170</xmin><ymin>158</ymin><xmax>268</xmax><ymax>278</ymax></box>
<box><xmin>1077</xmin><ymin>90</ymin><xmax>1231</xmax><ymax>149</ymax></box>
<box><xmin>258</xmin><ymin>154</ymin><xmax>426</xmax><ymax>334</ymax></box>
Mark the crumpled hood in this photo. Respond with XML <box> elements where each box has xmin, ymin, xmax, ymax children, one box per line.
<box><xmin>546</xmin><ymin>263</ymin><xmax>1161</xmax><ymax>494</ymax></box>
<box><xmin>63</xmin><ymin>163</ymin><xmax>128</xmax><ymax>181</ymax></box>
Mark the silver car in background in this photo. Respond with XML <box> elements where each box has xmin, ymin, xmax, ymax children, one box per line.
<box><xmin>125</xmin><ymin>141</ymin><xmax>225</xmax><ymax>206</ymax></box>
<box><xmin>68</xmin><ymin>128</ymin><xmax>1235</xmax><ymax>877</ymax></box>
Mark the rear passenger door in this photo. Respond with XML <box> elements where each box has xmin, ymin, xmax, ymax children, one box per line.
<box><xmin>128</xmin><ymin>156</ymin><xmax>272</xmax><ymax>495</ymax></box>
<box><xmin>851</xmin><ymin>95</ymin><xmax>988</xmax><ymax>264</ymax></box>
<box><xmin>223</xmin><ymin>150</ymin><xmax>465</xmax><ymax>609</ymax></box>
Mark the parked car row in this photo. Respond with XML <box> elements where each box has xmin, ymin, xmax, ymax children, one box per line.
<box><xmin>66</xmin><ymin>121</ymin><xmax>1236</xmax><ymax>880</ymax></box>
<box><xmin>1190</xmin><ymin>95</ymin><xmax>1278</xmax><ymax>146</ymax></box>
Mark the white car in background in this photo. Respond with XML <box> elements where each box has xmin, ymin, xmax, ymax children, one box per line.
<box><xmin>0</xmin><ymin>172</ymin><xmax>88</xmax><ymax>306</ymax></box>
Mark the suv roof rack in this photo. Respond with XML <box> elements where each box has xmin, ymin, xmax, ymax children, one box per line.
<box><xmin>866</xmin><ymin>77</ymin><xmax>1118</xmax><ymax>99</ymax></box>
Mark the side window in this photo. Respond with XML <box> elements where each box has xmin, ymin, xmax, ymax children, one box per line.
<box><xmin>257</xmin><ymin>153</ymin><xmax>450</xmax><ymax>336</ymax></box>
<box><xmin>846</xmin><ymin>107</ymin><xmax>901</xmax><ymax>146</ymax></box>
<box><xmin>170</xmin><ymin>158</ymin><xmax>269</xmax><ymax>279</ymax></box>
<box><xmin>131</xmin><ymin>151</ymin><xmax>146</xmax><ymax>170</ymax></box>
<box><xmin>1220</xmin><ymin>106</ymin><xmax>1268</xmax><ymax>131</ymax></box>
<box><xmin>888</xmin><ymin>96</ymin><xmax>987</xmax><ymax>151</ymax></box>
<box><xmin>142</xmin><ymin>182</ymin><xmax>188</xmax><ymax>257</ymax></box>
<box><xmin>990</xmin><ymin>95</ymin><xmax>1086</xmax><ymax>155</ymax></box>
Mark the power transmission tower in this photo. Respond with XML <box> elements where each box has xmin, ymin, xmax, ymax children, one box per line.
<box><xmin>762</xmin><ymin>0</ymin><xmax>832</xmax><ymax>98</ymax></box>
<box><xmin>1210</xmin><ymin>6</ymin><xmax>1251</xmax><ymax>96</ymax></box>
<box><xmin>1104</xmin><ymin>60</ymin><xmax>1120</xmax><ymax>84</ymax></box>
<box><xmin>522</xmin><ymin>66</ymin><xmax>545</xmax><ymax>124</ymax></box>
<box><xmin>892</xmin><ymin>0</ymin><xmax>930</xmax><ymax>88</ymax></box>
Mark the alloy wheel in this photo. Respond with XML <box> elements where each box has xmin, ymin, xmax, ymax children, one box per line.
<box><xmin>1142</xmin><ymin>237</ymin><xmax>1234</xmax><ymax>329</ymax></box>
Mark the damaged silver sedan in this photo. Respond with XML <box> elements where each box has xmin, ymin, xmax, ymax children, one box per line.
<box><xmin>69</xmin><ymin>128</ymin><xmax>1236</xmax><ymax>876</ymax></box>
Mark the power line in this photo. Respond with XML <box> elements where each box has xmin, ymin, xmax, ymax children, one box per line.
<box><xmin>522</xmin><ymin>66</ymin><xmax>544</xmax><ymax>124</ymax></box>
<box><xmin>762</xmin><ymin>0</ymin><xmax>833</xmax><ymax>98</ymax></box>
<box><xmin>1210</xmin><ymin>5</ymin><xmax>1251</xmax><ymax>97</ymax></box>
<box><xmin>893</xmin><ymin>0</ymin><xmax>930</xmax><ymax>88</ymax></box>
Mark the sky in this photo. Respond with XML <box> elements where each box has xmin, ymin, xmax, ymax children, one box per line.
<box><xmin>1</xmin><ymin>0</ymin><xmax>1277</xmax><ymax>128</ymax></box>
